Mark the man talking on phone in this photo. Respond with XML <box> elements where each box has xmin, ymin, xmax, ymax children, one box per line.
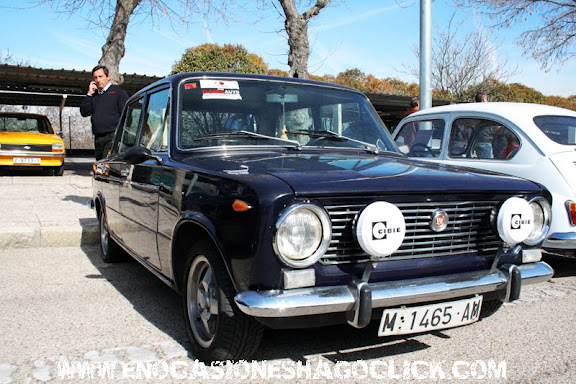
<box><xmin>80</xmin><ymin>65</ymin><xmax>129</xmax><ymax>160</ymax></box>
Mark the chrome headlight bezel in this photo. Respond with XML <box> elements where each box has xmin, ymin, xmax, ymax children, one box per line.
<box><xmin>523</xmin><ymin>196</ymin><xmax>551</xmax><ymax>246</ymax></box>
<box><xmin>273</xmin><ymin>203</ymin><xmax>332</xmax><ymax>268</ymax></box>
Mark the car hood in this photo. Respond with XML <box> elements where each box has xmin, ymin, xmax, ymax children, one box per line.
<box><xmin>178</xmin><ymin>150</ymin><xmax>542</xmax><ymax>196</ymax></box>
<box><xmin>0</xmin><ymin>132</ymin><xmax>62</xmax><ymax>144</ymax></box>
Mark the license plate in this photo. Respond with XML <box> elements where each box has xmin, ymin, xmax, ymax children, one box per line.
<box><xmin>378</xmin><ymin>296</ymin><xmax>483</xmax><ymax>336</ymax></box>
<box><xmin>13</xmin><ymin>157</ymin><xmax>41</xmax><ymax>164</ymax></box>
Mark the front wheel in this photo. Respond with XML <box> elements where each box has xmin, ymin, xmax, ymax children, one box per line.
<box><xmin>183</xmin><ymin>241</ymin><xmax>263</xmax><ymax>362</ymax></box>
<box><xmin>53</xmin><ymin>164</ymin><xmax>64</xmax><ymax>176</ymax></box>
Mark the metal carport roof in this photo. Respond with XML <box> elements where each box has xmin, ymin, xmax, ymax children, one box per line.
<box><xmin>0</xmin><ymin>64</ymin><xmax>450</xmax><ymax>128</ymax></box>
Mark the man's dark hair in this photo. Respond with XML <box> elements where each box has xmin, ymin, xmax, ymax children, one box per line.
<box><xmin>410</xmin><ymin>97</ymin><xmax>420</xmax><ymax>108</ymax></box>
<box><xmin>475</xmin><ymin>92</ymin><xmax>488</xmax><ymax>102</ymax></box>
<box><xmin>92</xmin><ymin>65</ymin><xmax>109</xmax><ymax>76</ymax></box>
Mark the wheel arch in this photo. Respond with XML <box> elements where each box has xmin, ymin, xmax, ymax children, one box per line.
<box><xmin>171</xmin><ymin>219</ymin><xmax>236</xmax><ymax>295</ymax></box>
<box><xmin>94</xmin><ymin>194</ymin><xmax>104</xmax><ymax>219</ymax></box>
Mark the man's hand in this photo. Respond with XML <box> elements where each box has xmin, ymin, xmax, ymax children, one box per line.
<box><xmin>87</xmin><ymin>81</ymin><xmax>98</xmax><ymax>96</ymax></box>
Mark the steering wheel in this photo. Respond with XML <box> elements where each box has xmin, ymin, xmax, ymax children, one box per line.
<box><xmin>408</xmin><ymin>143</ymin><xmax>433</xmax><ymax>157</ymax></box>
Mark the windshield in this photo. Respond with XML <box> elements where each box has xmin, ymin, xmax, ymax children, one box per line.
<box><xmin>533</xmin><ymin>115</ymin><xmax>576</xmax><ymax>145</ymax></box>
<box><xmin>0</xmin><ymin>115</ymin><xmax>53</xmax><ymax>134</ymax></box>
<box><xmin>177</xmin><ymin>78</ymin><xmax>397</xmax><ymax>152</ymax></box>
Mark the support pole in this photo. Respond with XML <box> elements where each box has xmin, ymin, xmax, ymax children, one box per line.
<box><xmin>58</xmin><ymin>94</ymin><xmax>67</xmax><ymax>133</ymax></box>
<box><xmin>419</xmin><ymin>0</ymin><xmax>432</xmax><ymax>110</ymax></box>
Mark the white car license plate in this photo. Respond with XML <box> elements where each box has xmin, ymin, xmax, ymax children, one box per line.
<box><xmin>13</xmin><ymin>157</ymin><xmax>41</xmax><ymax>164</ymax></box>
<box><xmin>378</xmin><ymin>296</ymin><xmax>483</xmax><ymax>336</ymax></box>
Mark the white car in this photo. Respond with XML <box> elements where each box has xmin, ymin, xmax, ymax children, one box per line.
<box><xmin>392</xmin><ymin>102</ymin><xmax>576</xmax><ymax>257</ymax></box>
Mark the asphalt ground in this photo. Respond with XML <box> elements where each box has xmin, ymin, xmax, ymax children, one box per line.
<box><xmin>0</xmin><ymin>157</ymin><xmax>97</xmax><ymax>249</ymax></box>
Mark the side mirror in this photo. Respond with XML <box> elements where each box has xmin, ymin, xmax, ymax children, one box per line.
<box><xmin>122</xmin><ymin>146</ymin><xmax>164</xmax><ymax>165</ymax></box>
<box><xmin>123</xmin><ymin>146</ymin><xmax>153</xmax><ymax>165</ymax></box>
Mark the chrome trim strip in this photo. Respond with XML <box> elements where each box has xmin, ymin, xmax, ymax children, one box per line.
<box><xmin>0</xmin><ymin>150</ymin><xmax>65</xmax><ymax>158</ymax></box>
<box><xmin>234</xmin><ymin>262</ymin><xmax>553</xmax><ymax>318</ymax></box>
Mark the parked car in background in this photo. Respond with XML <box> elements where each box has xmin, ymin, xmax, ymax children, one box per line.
<box><xmin>0</xmin><ymin>112</ymin><xmax>65</xmax><ymax>175</ymax></box>
<box><xmin>93</xmin><ymin>74</ymin><xmax>553</xmax><ymax>362</ymax></box>
<box><xmin>393</xmin><ymin>102</ymin><xmax>576</xmax><ymax>258</ymax></box>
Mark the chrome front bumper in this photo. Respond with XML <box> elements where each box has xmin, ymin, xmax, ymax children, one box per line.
<box><xmin>0</xmin><ymin>150</ymin><xmax>65</xmax><ymax>158</ymax></box>
<box><xmin>235</xmin><ymin>262</ymin><xmax>553</xmax><ymax>319</ymax></box>
<box><xmin>544</xmin><ymin>232</ymin><xmax>576</xmax><ymax>248</ymax></box>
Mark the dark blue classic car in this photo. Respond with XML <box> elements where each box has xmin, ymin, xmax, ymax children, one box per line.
<box><xmin>93</xmin><ymin>73</ymin><xmax>553</xmax><ymax>362</ymax></box>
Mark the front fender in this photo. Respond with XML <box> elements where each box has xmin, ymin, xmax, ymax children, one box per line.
<box><xmin>171</xmin><ymin>213</ymin><xmax>237</xmax><ymax>293</ymax></box>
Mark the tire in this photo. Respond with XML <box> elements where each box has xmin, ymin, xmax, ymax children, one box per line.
<box><xmin>480</xmin><ymin>298</ymin><xmax>503</xmax><ymax>319</ymax></box>
<box><xmin>53</xmin><ymin>164</ymin><xmax>64</xmax><ymax>176</ymax></box>
<box><xmin>183</xmin><ymin>240</ymin><xmax>263</xmax><ymax>362</ymax></box>
<box><xmin>98</xmin><ymin>207</ymin><xmax>124</xmax><ymax>263</ymax></box>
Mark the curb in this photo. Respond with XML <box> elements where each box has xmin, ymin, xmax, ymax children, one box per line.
<box><xmin>0</xmin><ymin>175</ymin><xmax>93</xmax><ymax>187</ymax></box>
<box><xmin>0</xmin><ymin>222</ymin><xmax>99</xmax><ymax>249</ymax></box>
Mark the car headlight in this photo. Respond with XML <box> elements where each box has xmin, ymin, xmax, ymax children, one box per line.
<box><xmin>52</xmin><ymin>142</ymin><xmax>64</xmax><ymax>151</ymax></box>
<box><xmin>273</xmin><ymin>204</ymin><xmax>331</xmax><ymax>268</ymax></box>
<box><xmin>496</xmin><ymin>196</ymin><xmax>534</xmax><ymax>246</ymax></box>
<box><xmin>524</xmin><ymin>197</ymin><xmax>551</xmax><ymax>246</ymax></box>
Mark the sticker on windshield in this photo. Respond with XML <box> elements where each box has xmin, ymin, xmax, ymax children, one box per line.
<box><xmin>199</xmin><ymin>80</ymin><xmax>242</xmax><ymax>100</ymax></box>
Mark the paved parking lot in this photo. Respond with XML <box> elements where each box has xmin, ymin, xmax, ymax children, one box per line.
<box><xmin>0</xmin><ymin>168</ymin><xmax>575</xmax><ymax>383</ymax></box>
<box><xmin>0</xmin><ymin>246</ymin><xmax>575</xmax><ymax>383</ymax></box>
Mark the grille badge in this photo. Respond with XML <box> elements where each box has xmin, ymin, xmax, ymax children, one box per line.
<box><xmin>430</xmin><ymin>209</ymin><xmax>449</xmax><ymax>232</ymax></box>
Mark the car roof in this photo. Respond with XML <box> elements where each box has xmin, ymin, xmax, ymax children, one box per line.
<box><xmin>137</xmin><ymin>72</ymin><xmax>362</xmax><ymax>96</ymax></box>
<box><xmin>407</xmin><ymin>102</ymin><xmax>576</xmax><ymax>120</ymax></box>
<box><xmin>398</xmin><ymin>102</ymin><xmax>576</xmax><ymax>153</ymax></box>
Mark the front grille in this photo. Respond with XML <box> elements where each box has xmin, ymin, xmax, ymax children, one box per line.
<box><xmin>322</xmin><ymin>200</ymin><xmax>501</xmax><ymax>265</ymax></box>
<box><xmin>0</xmin><ymin>143</ymin><xmax>52</xmax><ymax>152</ymax></box>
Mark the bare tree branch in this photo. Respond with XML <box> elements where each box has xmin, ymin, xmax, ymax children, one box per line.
<box><xmin>453</xmin><ymin>0</ymin><xmax>576</xmax><ymax>69</ymax></box>
<box><xmin>25</xmin><ymin>0</ymin><xmax>236</xmax><ymax>84</ymax></box>
<box><xmin>401</xmin><ymin>14</ymin><xmax>517</xmax><ymax>99</ymax></box>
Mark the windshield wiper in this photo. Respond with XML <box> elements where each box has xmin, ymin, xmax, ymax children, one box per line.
<box><xmin>193</xmin><ymin>130</ymin><xmax>301</xmax><ymax>149</ymax></box>
<box><xmin>285</xmin><ymin>129</ymin><xmax>379</xmax><ymax>153</ymax></box>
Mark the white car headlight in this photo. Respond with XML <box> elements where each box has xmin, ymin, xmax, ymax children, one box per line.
<box><xmin>497</xmin><ymin>197</ymin><xmax>534</xmax><ymax>246</ymax></box>
<box><xmin>273</xmin><ymin>204</ymin><xmax>331</xmax><ymax>268</ymax></box>
<box><xmin>524</xmin><ymin>197</ymin><xmax>551</xmax><ymax>246</ymax></box>
<box><xmin>52</xmin><ymin>142</ymin><xmax>64</xmax><ymax>151</ymax></box>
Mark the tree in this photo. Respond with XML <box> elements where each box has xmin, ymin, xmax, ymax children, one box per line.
<box><xmin>99</xmin><ymin>0</ymin><xmax>140</xmax><ymax>85</ymax></box>
<box><xmin>403</xmin><ymin>15</ymin><xmax>516</xmax><ymax>99</ymax></box>
<box><xmin>172</xmin><ymin>43</ymin><xmax>268</xmax><ymax>74</ymax></box>
<box><xmin>277</xmin><ymin>0</ymin><xmax>331</xmax><ymax>79</ymax></box>
<box><xmin>472</xmin><ymin>79</ymin><xmax>546</xmax><ymax>103</ymax></box>
<box><xmin>454</xmin><ymin>0</ymin><xmax>576</xmax><ymax>69</ymax></box>
<box><xmin>31</xmin><ymin>0</ymin><xmax>233</xmax><ymax>84</ymax></box>
<box><xmin>333</xmin><ymin>68</ymin><xmax>366</xmax><ymax>90</ymax></box>
<box><xmin>0</xmin><ymin>50</ymin><xmax>30</xmax><ymax>66</ymax></box>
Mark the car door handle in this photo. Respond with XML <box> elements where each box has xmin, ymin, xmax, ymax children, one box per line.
<box><xmin>159</xmin><ymin>182</ymin><xmax>173</xmax><ymax>194</ymax></box>
<box><xmin>120</xmin><ymin>166</ymin><xmax>130</xmax><ymax>177</ymax></box>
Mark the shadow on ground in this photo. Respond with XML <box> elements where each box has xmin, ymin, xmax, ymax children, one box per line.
<box><xmin>543</xmin><ymin>252</ymin><xmax>576</xmax><ymax>278</ymax></box>
<box><xmin>81</xmin><ymin>245</ymin><xmax>443</xmax><ymax>363</ymax></box>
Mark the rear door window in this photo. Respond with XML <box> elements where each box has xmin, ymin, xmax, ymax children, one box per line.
<box><xmin>449</xmin><ymin>118</ymin><xmax>520</xmax><ymax>160</ymax></box>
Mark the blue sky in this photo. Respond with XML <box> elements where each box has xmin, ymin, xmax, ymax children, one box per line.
<box><xmin>1</xmin><ymin>0</ymin><xmax>575</xmax><ymax>97</ymax></box>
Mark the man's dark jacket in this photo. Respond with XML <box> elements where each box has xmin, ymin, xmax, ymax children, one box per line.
<box><xmin>80</xmin><ymin>84</ymin><xmax>129</xmax><ymax>137</ymax></box>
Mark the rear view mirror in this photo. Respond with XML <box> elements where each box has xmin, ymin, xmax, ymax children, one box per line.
<box><xmin>266</xmin><ymin>93</ymin><xmax>298</xmax><ymax>103</ymax></box>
